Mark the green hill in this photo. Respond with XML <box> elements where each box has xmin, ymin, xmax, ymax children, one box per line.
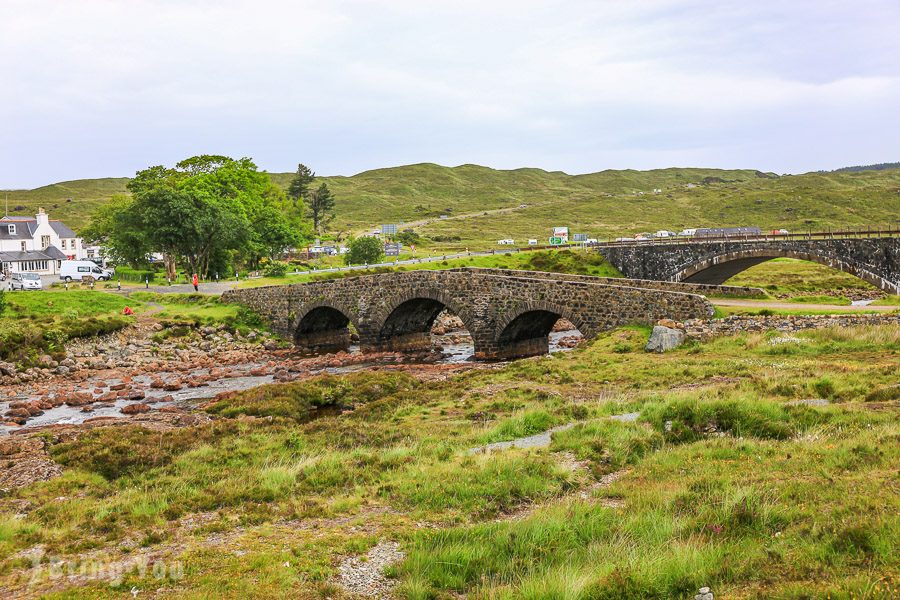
<box><xmin>3</xmin><ymin>164</ymin><xmax>899</xmax><ymax>248</ymax></box>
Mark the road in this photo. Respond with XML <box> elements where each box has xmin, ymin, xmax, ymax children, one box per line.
<box><xmin>710</xmin><ymin>298</ymin><xmax>894</xmax><ymax>312</ymax></box>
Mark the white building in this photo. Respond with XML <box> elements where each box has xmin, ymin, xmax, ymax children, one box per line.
<box><xmin>0</xmin><ymin>208</ymin><xmax>86</xmax><ymax>275</ymax></box>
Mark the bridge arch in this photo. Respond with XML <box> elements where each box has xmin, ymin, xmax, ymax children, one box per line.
<box><xmin>292</xmin><ymin>300</ymin><xmax>359</xmax><ymax>354</ymax></box>
<box><xmin>675</xmin><ymin>248</ymin><xmax>896</xmax><ymax>292</ymax></box>
<box><xmin>493</xmin><ymin>301</ymin><xmax>588</xmax><ymax>360</ymax></box>
<box><xmin>368</xmin><ymin>288</ymin><xmax>480</xmax><ymax>353</ymax></box>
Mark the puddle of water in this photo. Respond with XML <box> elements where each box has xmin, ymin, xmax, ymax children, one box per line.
<box><xmin>469</xmin><ymin>423</ymin><xmax>576</xmax><ymax>454</ymax></box>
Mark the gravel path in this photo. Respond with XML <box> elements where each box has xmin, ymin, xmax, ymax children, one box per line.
<box><xmin>337</xmin><ymin>541</ymin><xmax>404</xmax><ymax>598</ymax></box>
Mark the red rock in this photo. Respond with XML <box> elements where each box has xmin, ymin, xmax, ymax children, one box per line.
<box><xmin>120</xmin><ymin>403</ymin><xmax>151</xmax><ymax>415</ymax></box>
<box><xmin>66</xmin><ymin>393</ymin><xmax>94</xmax><ymax>407</ymax></box>
<box><xmin>163</xmin><ymin>381</ymin><xmax>183</xmax><ymax>391</ymax></box>
<box><xmin>109</xmin><ymin>383</ymin><xmax>127</xmax><ymax>391</ymax></box>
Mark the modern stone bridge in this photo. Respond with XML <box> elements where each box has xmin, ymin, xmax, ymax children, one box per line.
<box><xmin>597</xmin><ymin>236</ymin><xmax>900</xmax><ymax>294</ymax></box>
<box><xmin>223</xmin><ymin>268</ymin><xmax>718</xmax><ymax>360</ymax></box>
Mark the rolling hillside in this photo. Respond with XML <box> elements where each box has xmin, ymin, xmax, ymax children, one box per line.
<box><xmin>3</xmin><ymin>164</ymin><xmax>899</xmax><ymax>247</ymax></box>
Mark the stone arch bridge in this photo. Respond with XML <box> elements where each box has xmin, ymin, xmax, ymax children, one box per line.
<box><xmin>223</xmin><ymin>268</ymin><xmax>724</xmax><ymax>360</ymax></box>
<box><xmin>597</xmin><ymin>236</ymin><xmax>900</xmax><ymax>294</ymax></box>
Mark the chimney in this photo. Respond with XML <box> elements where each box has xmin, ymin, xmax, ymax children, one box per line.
<box><xmin>36</xmin><ymin>208</ymin><xmax>49</xmax><ymax>227</ymax></box>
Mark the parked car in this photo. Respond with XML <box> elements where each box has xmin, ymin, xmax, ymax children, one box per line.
<box><xmin>59</xmin><ymin>260</ymin><xmax>114</xmax><ymax>282</ymax></box>
<box><xmin>527</xmin><ymin>239</ymin><xmax>538</xmax><ymax>245</ymax></box>
<box><xmin>10</xmin><ymin>272</ymin><xmax>43</xmax><ymax>291</ymax></box>
<box><xmin>497</xmin><ymin>239</ymin><xmax>515</xmax><ymax>245</ymax></box>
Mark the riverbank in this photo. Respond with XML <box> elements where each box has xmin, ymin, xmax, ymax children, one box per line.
<box><xmin>0</xmin><ymin>319</ymin><xmax>896</xmax><ymax>598</ymax></box>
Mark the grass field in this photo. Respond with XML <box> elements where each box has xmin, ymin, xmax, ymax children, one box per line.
<box><xmin>236</xmin><ymin>249</ymin><xmax>622</xmax><ymax>289</ymax></box>
<box><xmin>4</xmin><ymin>164</ymin><xmax>899</xmax><ymax>248</ymax></box>
<box><xmin>2</xmin><ymin>325</ymin><xmax>897</xmax><ymax>597</ymax></box>
<box><xmin>724</xmin><ymin>257</ymin><xmax>881</xmax><ymax>297</ymax></box>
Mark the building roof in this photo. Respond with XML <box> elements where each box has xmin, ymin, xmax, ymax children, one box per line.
<box><xmin>0</xmin><ymin>213</ymin><xmax>79</xmax><ymax>239</ymax></box>
<box><xmin>0</xmin><ymin>221</ymin><xmax>36</xmax><ymax>240</ymax></box>
<box><xmin>0</xmin><ymin>249</ymin><xmax>59</xmax><ymax>262</ymax></box>
<box><xmin>50</xmin><ymin>221</ymin><xmax>77</xmax><ymax>238</ymax></box>
<box><xmin>43</xmin><ymin>245</ymin><xmax>68</xmax><ymax>260</ymax></box>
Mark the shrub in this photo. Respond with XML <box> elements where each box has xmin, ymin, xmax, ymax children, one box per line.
<box><xmin>205</xmin><ymin>372</ymin><xmax>418</xmax><ymax>421</ymax></box>
<box><xmin>49</xmin><ymin>423</ymin><xmax>239</xmax><ymax>479</ymax></box>
<box><xmin>263</xmin><ymin>261</ymin><xmax>289</xmax><ymax>277</ymax></box>
<box><xmin>0</xmin><ymin>290</ymin><xmax>6</xmax><ymax>316</ymax></box>
<box><xmin>344</xmin><ymin>236</ymin><xmax>385</xmax><ymax>265</ymax></box>
<box><xmin>640</xmin><ymin>398</ymin><xmax>797</xmax><ymax>443</ymax></box>
<box><xmin>115</xmin><ymin>266</ymin><xmax>158</xmax><ymax>283</ymax></box>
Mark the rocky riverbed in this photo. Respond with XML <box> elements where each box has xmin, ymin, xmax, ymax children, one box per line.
<box><xmin>1</xmin><ymin>312</ymin><xmax>583</xmax><ymax>434</ymax></box>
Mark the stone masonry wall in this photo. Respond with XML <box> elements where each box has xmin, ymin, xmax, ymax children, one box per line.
<box><xmin>596</xmin><ymin>237</ymin><xmax>900</xmax><ymax>293</ymax></box>
<box><xmin>223</xmin><ymin>268</ymin><xmax>715</xmax><ymax>359</ymax></box>
<box><xmin>680</xmin><ymin>313</ymin><xmax>900</xmax><ymax>341</ymax></box>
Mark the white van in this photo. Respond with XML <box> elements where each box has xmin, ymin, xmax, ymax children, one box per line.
<box><xmin>10</xmin><ymin>272</ymin><xmax>43</xmax><ymax>291</ymax></box>
<box><xmin>59</xmin><ymin>260</ymin><xmax>114</xmax><ymax>282</ymax></box>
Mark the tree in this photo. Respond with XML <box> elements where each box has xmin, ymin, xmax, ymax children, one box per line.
<box><xmin>345</xmin><ymin>236</ymin><xmax>384</xmax><ymax>265</ymax></box>
<box><xmin>82</xmin><ymin>194</ymin><xmax>154</xmax><ymax>267</ymax></box>
<box><xmin>87</xmin><ymin>156</ymin><xmax>301</xmax><ymax>278</ymax></box>
<box><xmin>306</xmin><ymin>183</ymin><xmax>335</xmax><ymax>235</ymax></box>
<box><xmin>396</xmin><ymin>228</ymin><xmax>421</xmax><ymax>246</ymax></box>
<box><xmin>288</xmin><ymin>164</ymin><xmax>315</xmax><ymax>206</ymax></box>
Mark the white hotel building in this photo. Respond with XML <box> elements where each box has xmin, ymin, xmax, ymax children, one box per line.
<box><xmin>0</xmin><ymin>209</ymin><xmax>87</xmax><ymax>275</ymax></box>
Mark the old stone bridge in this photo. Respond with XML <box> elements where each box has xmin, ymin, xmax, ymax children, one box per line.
<box><xmin>223</xmin><ymin>268</ymin><xmax>728</xmax><ymax>360</ymax></box>
<box><xmin>597</xmin><ymin>236</ymin><xmax>900</xmax><ymax>294</ymax></box>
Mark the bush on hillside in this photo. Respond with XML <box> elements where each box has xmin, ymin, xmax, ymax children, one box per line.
<box><xmin>263</xmin><ymin>261</ymin><xmax>289</xmax><ymax>277</ymax></box>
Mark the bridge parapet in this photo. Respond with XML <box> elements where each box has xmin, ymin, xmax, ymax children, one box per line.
<box><xmin>456</xmin><ymin>268</ymin><xmax>766</xmax><ymax>297</ymax></box>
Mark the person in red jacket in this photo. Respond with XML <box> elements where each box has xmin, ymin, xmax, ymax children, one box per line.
<box><xmin>192</xmin><ymin>273</ymin><xmax>199</xmax><ymax>292</ymax></box>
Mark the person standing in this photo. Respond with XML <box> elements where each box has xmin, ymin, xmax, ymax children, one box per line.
<box><xmin>192</xmin><ymin>273</ymin><xmax>199</xmax><ymax>292</ymax></box>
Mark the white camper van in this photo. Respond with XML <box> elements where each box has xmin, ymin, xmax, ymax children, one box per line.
<box><xmin>59</xmin><ymin>260</ymin><xmax>114</xmax><ymax>282</ymax></box>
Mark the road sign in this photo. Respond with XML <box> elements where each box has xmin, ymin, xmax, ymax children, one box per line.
<box><xmin>548</xmin><ymin>236</ymin><xmax>565</xmax><ymax>245</ymax></box>
<box><xmin>384</xmin><ymin>242</ymin><xmax>401</xmax><ymax>256</ymax></box>
<box><xmin>572</xmin><ymin>233</ymin><xmax>587</xmax><ymax>242</ymax></box>
<box><xmin>552</xmin><ymin>226</ymin><xmax>569</xmax><ymax>243</ymax></box>
<box><xmin>382</xmin><ymin>224</ymin><xmax>398</xmax><ymax>236</ymax></box>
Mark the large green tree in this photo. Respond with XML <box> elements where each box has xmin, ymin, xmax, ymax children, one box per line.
<box><xmin>307</xmin><ymin>182</ymin><xmax>336</xmax><ymax>235</ymax></box>
<box><xmin>344</xmin><ymin>236</ymin><xmax>384</xmax><ymax>265</ymax></box>
<box><xmin>86</xmin><ymin>155</ymin><xmax>303</xmax><ymax>277</ymax></box>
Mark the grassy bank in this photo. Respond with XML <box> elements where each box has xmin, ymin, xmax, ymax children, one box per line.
<box><xmin>724</xmin><ymin>257</ymin><xmax>880</xmax><ymax>297</ymax></box>
<box><xmin>1</xmin><ymin>324</ymin><xmax>897</xmax><ymax>597</ymax></box>
<box><xmin>0</xmin><ymin>291</ymin><xmax>139</xmax><ymax>365</ymax></box>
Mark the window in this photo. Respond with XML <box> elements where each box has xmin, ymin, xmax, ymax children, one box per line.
<box><xmin>61</xmin><ymin>239</ymin><xmax>67</xmax><ymax>249</ymax></box>
<box><xmin>41</xmin><ymin>235</ymin><xmax>50</xmax><ymax>249</ymax></box>
<box><xmin>7</xmin><ymin>225</ymin><xmax>14</xmax><ymax>235</ymax></box>
<box><xmin>21</xmin><ymin>241</ymin><xmax>26</xmax><ymax>251</ymax></box>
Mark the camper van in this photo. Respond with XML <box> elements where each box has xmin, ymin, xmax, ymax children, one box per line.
<box><xmin>59</xmin><ymin>260</ymin><xmax>114</xmax><ymax>282</ymax></box>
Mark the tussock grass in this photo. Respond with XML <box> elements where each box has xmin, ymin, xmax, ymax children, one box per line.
<box><xmin>2</xmin><ymin>323</ymin><xmax>898</xmax><ymax>596</ymax></box>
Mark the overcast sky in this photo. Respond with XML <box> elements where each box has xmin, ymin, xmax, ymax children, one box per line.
<box><xmin>2</xmin><ymin>0</ymin><xmax>898</xmax><ymax>188</ymax></box>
